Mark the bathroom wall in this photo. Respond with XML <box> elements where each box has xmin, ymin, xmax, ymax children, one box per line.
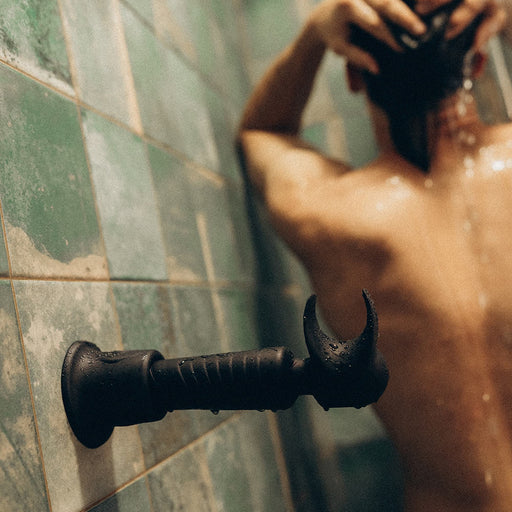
<box><xmin>0</xmin><ymin>1</ymin><xmax>401</xmax><ymax>512</ymax></box>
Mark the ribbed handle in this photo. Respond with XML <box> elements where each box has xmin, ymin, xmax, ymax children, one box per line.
<box><xmin>150</xmin><ymin>347</ymin><xmax>300</xmax><ymax>412</ymax></box>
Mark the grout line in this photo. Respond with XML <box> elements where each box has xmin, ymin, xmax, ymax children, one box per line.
<box><xmin>0</xmin><ymin>198</ymin><xmax>54</xmax><ymax>511</ymax></box>
<box><xmin>266</xmin><ymin>412</ymin><xmax>295</xmax><ymax>512</ymax></box>
<box><xmin>0</xmin><ymin>275</ymin><xmax>256</xmax><ymax>291</ymax></box>
<box><xmin>82</xmin><ymin>412</ymin><xmax>242</xmax><ymax>512</ymax></box>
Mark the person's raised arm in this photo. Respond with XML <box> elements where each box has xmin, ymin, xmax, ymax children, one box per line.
<box><xmin>238</xmin><ymin>0</ymin><xmax>426</xmax><ymax>201</ymax></box>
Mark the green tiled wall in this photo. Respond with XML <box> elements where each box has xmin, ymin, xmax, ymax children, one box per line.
<box><xmin>0</xmin><ymin>1</ymin><xmax>395</xmax><ymax>511</ymax></box>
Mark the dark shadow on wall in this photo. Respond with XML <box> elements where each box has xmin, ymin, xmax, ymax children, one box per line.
<box><xmin>236</xmin><ymin>147</ymin><xmax>329</xmax><ymax>511</ymax></box>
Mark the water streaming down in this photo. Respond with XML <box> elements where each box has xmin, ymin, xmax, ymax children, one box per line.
<box><xmin>441</xmin><ymin>36</ymin><xmax>512</xmax><ymax>493</ymax></box>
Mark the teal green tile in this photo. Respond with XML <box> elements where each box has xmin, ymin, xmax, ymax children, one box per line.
<box><xmin>190</xmin><ymin>174</ymin><xmax>244</xmax><ymax>283</ymax></box>
<box><xmin>204</xmin><ymin>88</ymin><xmax>242</xmax><ymax>181</ymax></box>
<box><xmin>59</xmin><ymin>0</ymin><xmax>140</xmax><ymax>128</ymax></box>
<box><xmin>343</xmin><ymin>114</ymin><xmax>379</xmax><ymax>168</ymax></box>
<box><xmin>81</xmin><ymin>109</ymin><xmax>167</xmax><ymax>280</ymax></box>
<box><xmin>0</xmin><ymin>230</ymin><xmax>9</xmax><ymax>275</ymax></box>
<box><xmin>15</xmin><ymin>280</ymin><xmax>144</xmax><ymax>512</ymax></box>
<box><xmin>112</xmin><ymin>282</ymin><xmax>176</xmax><ymax>354</ymax></box>
<box><xmin>0</xmin><ymin>0</ymin><xmax>71</xmax><ymax>91</ymax></box>
<box><xmin>336</xmin><ymin>439</ymin><xmax>403</xmax><ymax>512</ymax></box>
<box><xmin>0</xmin><ymin>281</ymin><xmax>49</xmax><ymax>512</ymax></box>
<box><xmin>216</xmin><ymin>288</ymin><xmax>259</xmax><ymax>352</ymax></box>
<box><xmin>89</xmin><ymin>478</ymin><xmax>151</xmax><ymax>512</ymax></box>
<box><xmin>0</xmin><ymin>64</ymin><xmax>107</xmax><ymax>280</ymax></box>
<box><xmin>241</xmin><ymin>0</ymin><xmax>300</xmax><ymax>60</ymax></box>
<box><xmin>203</xmin><ymin>414</ymin><xmax>288</xmax><ymax>512</ymax></box>
<box><xmin>112</xmin><ymin>282</ymin><xmax>199</xmax><ymax>468</ymax></box>
<box><xmin>123</xmin><ymin>0</ymin><xmax>154</xmax><ymax>24</ymax></box>
<box><xmin>226</xmin><ymin>184</ymin><xmax>257</xmax><ymax>284</ymax></box>
<box><xmin>148</xmin><ymin>145</ymin><xmax>207</xmax><ymax>282</ymax></box>
<box><xmin>147</xmin><ymin>444</ymin><xmax>216</xmax><ymax>511</ymax></box>
<box><xmin>169</xmin><ymin>285</ymin><xmax>232</xmax><ymax>433</ymax></box>
<box><xmin>121</xmin><ymin>4</ymin><xmax>219</xmax><ymax>169</ymax></box>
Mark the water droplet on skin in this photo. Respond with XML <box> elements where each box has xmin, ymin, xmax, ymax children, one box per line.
<box><xmin>482</xmin><ymin>393</ymin><xmax>490</xmax><ymax>402</ymax></box>
<box><xmin>463</xmin><ymin>220</ymin><xmax>472</xmax><ymax>232</ymax></box>
<box><xmin>424</xmin><ymin>178</ymin><xmax>434</xmax><ymax>189</ymax></box>
<box><xmin>485</xmin><ymin>470</ymin><xmax>493</xmax><ymax>487</ymax></box>
<box><xmin>464</xmin><ymin>156</ymin><xmax>474</xmax><ymax>168</ymax></box>
<box><xmin>492</xmin><ymin>160</ymin><xmax>505</xmax><ymax>172</ymax></box>
<box><xmin>463</xmin><ymin>78</ymin><xmax>473</xmax><ymax>91</ymax></box>
<box><xmin>478</xmin><ymin>293</ymin><xmax>488</xmax><ymax>309</ymax></box>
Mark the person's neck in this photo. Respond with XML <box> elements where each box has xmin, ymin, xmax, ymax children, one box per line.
<box><xmin>369</xmin><ymin>91</ymin><xmax>484</xmax><ymax>170</ymax></box>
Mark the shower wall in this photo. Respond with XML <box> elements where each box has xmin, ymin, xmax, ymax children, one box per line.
<box><xmin>0</xmin><ymin>1</ymin><xmax>391</xmax><ymax>512</ymax></box>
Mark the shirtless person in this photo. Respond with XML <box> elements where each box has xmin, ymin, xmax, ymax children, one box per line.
<box><xmin>238</xmin><ymin>0</ymin><xmax>512</xmax><ymax>510</ymax></box>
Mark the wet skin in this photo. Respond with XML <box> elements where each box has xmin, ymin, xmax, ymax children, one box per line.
<box><xmin>243</xmin><ymin>114</ymin><xmax>512</xmax><ymax>511</ymax></box>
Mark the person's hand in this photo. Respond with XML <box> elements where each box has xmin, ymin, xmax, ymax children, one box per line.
<box><xmin>309</xmin><ymin>0</ymin><xmax>427</xmax><ymax>74</ymax></box>
<box><xmin>415</xmin><ymin>0</ymin><xmax>507</xmax><ymax>50</ymax></box>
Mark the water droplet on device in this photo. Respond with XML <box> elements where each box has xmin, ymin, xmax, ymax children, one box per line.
<box><xmin>211</xmin><ymin>409</ymin><xmax>219</xmax><ymax>415</ymax></box>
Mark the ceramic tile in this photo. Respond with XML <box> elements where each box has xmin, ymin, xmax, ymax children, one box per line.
<box><xmin>0</xmin><ymin>229</ymin><xmax>9</xmax><ymax>276</ymax></box>
<box><xmin>0</xmin><ymin>64</ymin><xmax>107</xmax><ymax>280</ymax></box>
<box><xmin>122</xmin><ymin>0</ymin><xmax>153</xmax><ymax>24</ymax></box>
<box><xmin>15</xmin><ymin>280</ymin><xmax>144</xmax><ymax>512</ymax></box>
<box><xmin>89</xmin><ymin>477</ymin><xmax>152</xmax><ymax>512</ymax></box>
<box><xmin>112</xmin><ymin>282</ymin><xmax>199</xmax><ymax>468</ymax></box>
<box><xmin>59</xmin><ymin>0</ymin><xmax>141</xmax><ymax>129</ymax></box>
<box><xmin>169</xmin><ymin>285</ymin><xmax>233</xmax><ymax>433</ymax></box>
<box><xmin>0</xmin><ymin>281</ymin><xmax>49</xmax><ymax>512</ymax></box>
<box><xmin>216</xmin><ymin>288</ymin><xmax>259</xmax><ymax>352</ymax></box>
<box><xmin>203</xmin><ymin>88</ymin><xmax>241</xmax><ymax>181</ymax></box>
<box><xmin>191</xmin><ymin>173</ymin><xmax>244</xmax><ymax>284</ymax></box>
<box><xmin>81</xmin><ymin>109</ymin><xmax>167</xmax><ymax>280</ymax></box>
<box><xmin>0</xmin><ymin>0</ymin><xmax>72</xmax><ymax>93</ymax></box>
<box><xmin>225</xmin><ymin>184</ymin><xmax>257</xmax><ymax>284</ymax></box>
<box><xmin>203</xmin><ymin>413</ymin><xmax>288</xmax><ymax>512</ymax></box>
<box><xmin>336</xmin><ymin>438</ymin><xmax>403</xmax><ymax>512</ymax></box>
<box><xmin>147</xmin><ymin>443</ymin><xmax>216</xmax><ymax>511</ymax></box>
<box><xmin>241</xmin><ymin>0</ymin><xmax>299</xmax><ymax>60</ymax></box>
<box><xmin>343</xmin><ymin>114</ymin><xmax>379</xmax><ymax>168</ymax></box>
<box><xmin>147</xmin><ymin>145</ymin><xmax>207</xmax><ymax>282</ymax></box>
<box><xmin>121</xmin><ymin>4</ymin><xmax>218</xmax><ymax>169</ymax></box>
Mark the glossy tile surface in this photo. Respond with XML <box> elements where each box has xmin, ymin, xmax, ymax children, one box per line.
<box><xmin>16</xmin><ymin>280</ymin><xmax>144</xmax><ymax>512</ymax></box>
<box><xmin>81</xmin><ymin>109</ymin><xmax>167</xmax><ymax>280</ymax></box>
<box><xmin>0</xmin><ymin>64</ymin><xmax>106</xmax><ymax>280</ymax></box>
<box><xmin>0</xmin><ymin>0</ymin><xmax>71</xmax><ymax>91</ymax></box>
<box><xmin>59</xmin><ymin>0</ymin><xmax>141</xmax><ymax>129</ymax></box>
<box><xmin>148</xmin><ymin>145</ymin><xmax>207</xmax><ymax>282</ymax></box>
<box><xmin>0</xmin><ymin>281</ymin><xmax>49</xmax><ymax>512</ymax></box>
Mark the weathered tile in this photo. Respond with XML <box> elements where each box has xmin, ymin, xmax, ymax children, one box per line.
<box><xmin>147</xmin><ymin>145</ymin><xmax>207</xmax><ymax>282</ymax></box>
<box><xmin>121</xmin><ymin>4</ymin><xmax>218</xmax><ymax>169</ymax></box>
<box><xmin>226</xmin><ymin>183</ymin><xmax>257</xmax><ymax>284</ymax></box>
<box><xmin>147</xmin><ymin>443</ymin><xmax>216</xmax><ymax>511</ymax></box>
<box><xmin>15</xmin><ymin>280</ymin><xmax>144</xmax><ymax>512</ymax></box>
<box><xmin>191</xmin><ymin>173</ymin><xmax>244</xmax><ymax>283</ymax></box>
<box><xmin>59</xmin><ymin>0</ymin><xmax>141</xmax><ymax>129</ymax></box>
<box><xmin>81</xmin><ymin>109</ymin><xmax>167</xmax><ymax>280</ymax></box>
<box><xmin>0</xmin><ymin>0</ymin><xmax>72</xmax><ymax>93</ymax></box>
<box><xmin>89</xmin><ymin>477</ymin><xmax>152</xmax><ymax>512</ymax></box>
<box><xmin>203</xmin><ymin>413</ymin><xmax>288</xmax><ymax>512</ymax></box>
<box><xmin>112</xmin><ymin>282</ymin><xmax>199</xmax><ymax>468</ymax></box>
<box><xmin>0</xmin><ymin>281</ymin><xmax>49</xmax><ymax>512</ymax></box>
<box><xmin>0</xmin><ymin>64</ymin><xmax>107</xmax><ymax>280</ymax></box>
<box><xmin>216</xmin><ymin>288</ymin><xmax>259</xmax><ymax>352</ymax></box>
<box><xmin>169</xmin><ymin>285</ymin><xmax>233</xmax><ymax>432</ymax></box>
<box><xmin>0</xmin><ymin>230</ymin><xmax>9</xmax><ymax>276</ymax></box>
<box><xmin>123</xmin><ymin>0</ymin><xmax>154</xmax><ymax>24</ymax></box>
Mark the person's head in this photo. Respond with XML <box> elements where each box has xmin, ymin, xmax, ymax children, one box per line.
<box><xmin>350</xmin><ymin>0</ymin><xmax>485</xmax><ymax>170</ymax></box>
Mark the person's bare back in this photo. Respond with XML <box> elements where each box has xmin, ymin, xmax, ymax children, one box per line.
<box><xmin>291</xmin><ymin>121</ymin><xmax>512</xmax><ymax>511</ymax></box>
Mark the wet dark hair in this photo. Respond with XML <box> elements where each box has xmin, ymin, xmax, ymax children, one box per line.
<box><xmin>351</xmin><ymin>0</ymin><xmax>484</xmax><ymax>170</ymax></box>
